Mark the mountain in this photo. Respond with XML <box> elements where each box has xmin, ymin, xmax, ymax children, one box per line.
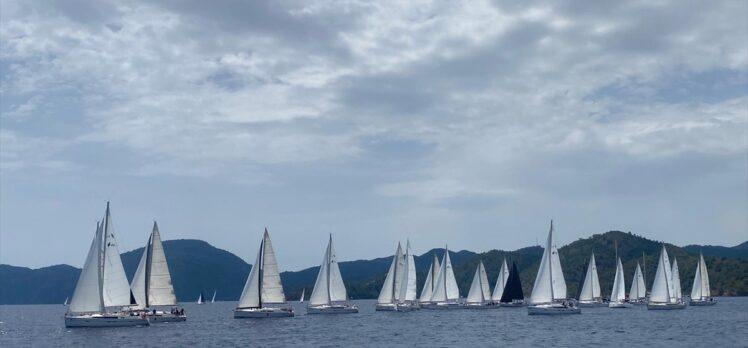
<box><xmin>2</xmin><ymin>233</ymin><xmax>747</xmax><ymax>304</ymax></box>
<box><xmin>683</xmin><ymin>242</ymin><xmax>748</xmax><ymax>259</ymax></box>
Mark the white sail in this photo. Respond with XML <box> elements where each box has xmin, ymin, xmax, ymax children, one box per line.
<box><xmin>377</xmin><ymin>243</ymin><xmax>403</xmax><ymax>304</ymax></box>
<box><xmin>649</xmin><ymin>245</ymin><xmax>675</xmax><ymax>304</ymax></box>
<box><xmin>629</xmin><ymin>262</ymin><xmax>646</xmax><ymax>300</ymax></box>
<box><xmin>211</xmin><ymin>291</ymin><xmax>216</xmax><ymax>303</ymax></box>
<box><xmin>466</xmin><ymin>261</ymin><xmax>490</xmax><ymax>304</ymax></box>
<box><xmin>310</xmin><ymin>235</ymin><xmax>348</xmax><ymax>306</ymax></box>
<box><xmin>671</xmin><ymin>257</ymin><xmax>682</xmax><ymax>301</ymax></box>
<box><xmin>691</xmin><ymin>253</ymin><xmax>710</xmax><ymax>300</ymax></box>
<box><xmin>100</xmin><ymin>203</ymin><xmax>134</xmax><ymax>309</ymax></box>
<box><xmin>300</xmin><ymin>289</ymin><xmax>305</xmax><ymax>302</ymax></box>
<box><xmin>579</xmin><ymin>253</ymin><xmax>601</xmax><ymax>301</ymax></box>
<box><xmin>237</xmin><ymin>229</ymin><xmax>287</xmax><ymax>308</ymax></box>
<box><xmin>431</xmin><ymin>246</ymin><xmax>460</xmax><ymax>302</ymax></box>
<box><xmin>610</xmin><ymin>257</ymin><xmax>626</xmax><ymax>303</ymax></box>
<box><xmin>420</xmin><ymin>253</ymin><xmax>440</xmax><ymax>303</ymax></box>
<box><xmin>131</xmin><ymin>222</ymin><xmax>177</xmax><ymax>309</ymax></box>
<box><xmin>68</xmin><ymin>222</ymin><xmax>105</xmax><ymax>314</ymax></box>
<box><xmin>398</xmin><ymin>241</ymin><xmax>418</xmax><ymax>303</ymax></box>
<box><xmin>491</xmin><ymin>258</ymin><xmax>509</xmax><ymax>301</ymax></box>
<box><xmin>196</xmin><ymin>293</ymin><xmax>204</xmax><ymax>304</ymax></box>
<box><xmin>530</xmin><ymin>221</ymin><xmax>567</xmax><ymax>304</ymax></box>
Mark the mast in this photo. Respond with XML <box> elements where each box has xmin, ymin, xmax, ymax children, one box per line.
<box><xmin>327</xmin><ymin>234</ymin><xmax>332</xmax><ymax>304</ymax></box>
<box><xmin>548</xmin><ymin>220</ymin><xmax>555</xmax><ymax>302</ymax></box>
<box><xmin>144</xmin><ymin>229</ymin><xmax>154</xmax><ymax>308</ymax></box>
<box><xmin>97</xmin><ymin>220</ymin><xmax>105</xmax><ymax>313</ymax></box>
<box><xmin>391</xmin><ymin>244</ymin><xmax>398</xmax><ymax>303</ymax></box>
<box><xmin>258</xmin><ymin>230</ymin><xmax>266</xmax><ymax>307</ymax></box>
<box><xmin>643</xmin><ymin>251</ymin><xmax>646</xmax><ymax>291</ymax></box>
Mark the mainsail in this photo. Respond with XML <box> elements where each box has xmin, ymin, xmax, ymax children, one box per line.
<box><xmin>310</xmin><ymin>234</ymin><xmax>348</xmax><ymax>306</ymax></box>
<box><xmin>578</xmin><ymin>253</ymin><xmax>601</xmax><ymax>302</ymax></box>
<box><xmin>530</xmin><ymin>221</ymin><xmax>567</xmax><ymax>305</ymax></box>
<box><xmin>419</xmin><ymin>253</ymin><xmax>441</xmax><ymax>303</ymax></box>
<box><xmin>377</xmin><ymin>243</ymin><xmax>404</xmax><ymax>305</ymax></box>
<box><xmin>671</xmin><ymin>257</ymin><xmax>682</xmax><ymax>301</ymax></box>
<box><xmin>691</xmin><ymin>253</ymin><xmax>711</xmax><ymax>300</ymax></box>
<box><xmin>430</xmin><ymin>246</ymin><xmax>460</xmax><ymax>303</ymax></box>
<box><xmin>629</xmin><ymin>262</ymin><xmax>646</xmax><ymax>300</ymax></box>
<box><xmin>101</xmin><ymin>203</ymin><xmax>134</xmax><ymax>309</ymax></box>
<box><xmin>499</xmin><ymin>262</ymin><xmax>524</xmax><ymax>303</ymax></box>
<box><xmin>610</xmin><ymin>257</ymin><xmax>626</xmax><ymax>303</ymax></box>
<box><xmin>649</xmin><ymin>245</ymin><xmax>675</xmax><ymax>304</ymax></box>
<box><xmin>131</xmin><ymin>221</ymin><xmax>177</xmax><ymax>309</ymax></box>
<box><xmin>397</xmin><ymin>240</ymin><xmax>418</xmax><ymax>304</ymax></box>
<box><xmin>466</xmin><ymin>261</ymin><xmax>490</xmax><ymax>304</ymax></box>
<box><xmin>237</xmin><ymin>229</ymin><xmax>287</xmax><ymax>308</ymax></box>
<box><xmin>491</xmin><ymin>258</ymin><xmax>509</xmax><ymax>302</ymax></box>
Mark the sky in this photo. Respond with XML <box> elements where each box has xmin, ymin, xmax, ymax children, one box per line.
<box><xmin>1</xmin><ymin>0</ymin><xmax>746</xmax><ymax>271</ymax></box>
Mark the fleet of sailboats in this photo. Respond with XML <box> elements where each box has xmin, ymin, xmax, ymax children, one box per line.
<box><xmin>690</xmin><ymin>253</ymin><xmax>716</xmax><ymax>306</ymax></box>
<box><xmin>234</xmin><ymin>229</ymin><xmax>294</xmax><ymax>318</ymax></box>
<box><xmin>307</xmin><ymin>234</ymin><xmax>358</xmax><ymax>314</ymax></box>
<box><xmin>64</xmin><ymin>204</ymin><xmax>720</xmax><ymax>327</ymax></box>
<box><xmin>527</xmin><ymin>221</ymin><xmax>581</xmax><ymax>315</ymax></box>
<box><xmin>130</xmin><ymin>221</ymin><xmax>185</xmax><ymax>322</ymax></box>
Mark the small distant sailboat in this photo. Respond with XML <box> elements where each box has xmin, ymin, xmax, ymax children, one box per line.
<box><xmin>418</xmin><ymin>252</ymin><xmax>441</xmax><ymax>306</ymax></box>
<box><xmin>628</xmin><ymin>262</ymin><xmax>647</xmax><ymax>304</ymax></box>
<box><xmin>131</xmin><ymin>221</ymin><xmax>185</xmax><ymax>322</ymax></box>
<box><xmin>423</xmin><ymin>245</ymin><xmax>462</xmax><ymax>309</ymax></box>
<box><xmin>375</xmin><ymin>242</ymin><xmax>404</xmax><ymax>311</ymax></box>
<box><xmin>465</xmin><ymin>260</ymin><xmax>494</xmax><ymax>308</ymax></box>
<box><xmin>234</xmin><ymin>229</ymin><xmax>294</xmax><ymax>318</ymax></box>
<box><xmin>671</xmin><ymin>257</ymin><xmax>683</xmax><ymax>304</ymax></box>
<box><xmin>646</xmin><ymin>245</ymin><xmax>686</xmax><ymax>310</ymax></box>
<box><xmin>64</xmin><ymin>202</ymin><xmax>149</xmax><ymax>327</ymax></box>
<box><xmin>577</xmin><ymin>253</ymin><xmax>605</xmax><ymax>307</ymax></box>
<box><xmin>299</xmin><ymin>289</ymin><xmax>305</xmax><ymax>303</ymax></box>
<box><xmin>490</xmin><ymin>258</ymin><xmax>509</xmax><ymax>304</ymax></box>
<box><xmin>63</xmin><ymin>297</ymin><xmax>68</xmax><ymax>306</ymax></box>
<box><xmin>609</xmin><ymin>246</ymin><xmax>630</xmax><ymax>308</ymax></box>
<box><xmin>395</xmin><ymin>240</ymin><xmax>419</xmax><ymax>312</ymax></box>
<box><xmin>527</xmin><ymin>220</ymin><xmax>580</xmax><ymax>315</ymax></box>
<box><xmin>196</xmin><ymin>292</ymin><xmax>205</xmax><ymax>305</ymax></box>
<box><xmin>211</xmin><ymin>290</ymin><xmax>216</xmax><ymax>304</ymax></box>
<box><xmin>499</xmin><ymin>261</ymin><xmax>525</xmax><ymax>307</ymax></box>
<box><xmin>690</xmin><ymin>253</ymin><xmax>716</xmax><ymax>306</ymax></box>
<box><xmin>307</xmin><ymin>234</ymin><xmax>358</xmax><ymax>314</ymax></box>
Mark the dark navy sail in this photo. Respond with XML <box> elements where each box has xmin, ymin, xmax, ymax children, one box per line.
<box><xmin>499</xmin><ymin>262</ymin><xmax>524</xmax><ymax>303</ymax></box>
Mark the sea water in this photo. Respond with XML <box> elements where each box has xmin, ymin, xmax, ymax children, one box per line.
<box><xmin>1</xmin><ymin>298</ymin><xmax>746</xmax><ymax>347</ymax></box>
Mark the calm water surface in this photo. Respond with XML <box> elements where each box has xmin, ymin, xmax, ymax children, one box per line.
<box><xmin>1</xmin><ymin>298</ymin><xmax>747</xmax><ymax>347</ymax></box>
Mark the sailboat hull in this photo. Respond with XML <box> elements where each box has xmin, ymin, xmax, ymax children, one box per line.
<box><xmin>498</xmin><ymin>300</ymin><xmax>526</xmax><ymax>307</ymax></box>
<box><xmin>375</xmin><ymin>303</ymin><xmax>397</xmax><ymax>311</ymax></box>
<box><xmin>64</xmin><ymin>314</ymin><xmax>149</xmax><ymax>327</ymax></box>
<box><xmin>577</xmin><ymin>301</ymin><xmax>607</xmax><ymax>308</ymax></box>
<box><xmin>234</xmin><ymin>308</ymin><xmax>294</xmax><ymax>318</ymax></box>
<box><xmin>689</xmin><ymin>299</ymin><xmax>717</xmax><ymax>306</ymax></box>
<box><xmin>527</xmin><ymin>303</ymin><xmax>581</xmax><ymax>315</ymax></box>
<box><xmin>307</xmin><ymin>304</ymin><xmax>359</xmax><ymax>314</ymax></box>
<box><xmin>646</xmin><ymin>302</ymin><xmax>687</xmax><ymax>310</ymax></box>
<box><xmin>394</xmin><ymin>303</ymin><xmax>420</xmax><ymax>312</ymax></box>
<box><xmin>465</xmin><ymin>303</ymin><xmax>499</xmax><ymax>309</ymax></box>
<box><xmin>147</xmin><ymin>312</ymin><xmax>187</xmax><ymax>323</ymax></box>
<box><xmin>421</xmin><ymin>302</ymin><xmax>464</xmax><ymax>310</ymax></box>
<box><xmin>608</xmin><ymin>302</ymin><xmax>632</xmax><ymax>309</ymax></box>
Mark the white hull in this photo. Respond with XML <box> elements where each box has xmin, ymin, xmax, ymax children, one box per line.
<box><xmin>608</xmin><ymin>302</ymin><xmax>632</xmax><ymax>309</ymax></box>
<box><xmin>628</xmin><ymin>299</ymin><xmax>648</xmax><ymax>305</ymax></box>
<box><xmin>527</xmin><ymin>303</ymin><xmax>581</xmax><ymax>315</ymax></box>
<box><xmin>65</xmin><ymin>314</ymin><xmax>149</xmax><ymax>327</ymax></box>
<box><xmin>421</xmin><ymin>302</ymin><xmax>464</xmax><ymax>310</ymax></box>
<box><xmin>394</xmin><ymin>303</ymin><xmax>420</xmax><ymax>312</ymax></box>
<box><xmin>498</xmin><ymin>301</ymin><xmax>526</xmax><ymax>307</ymax></box>
<box><xmin>465</xmin><ymin>303</ymin><xmax>499</xmax><ymax>309</ymax></box>
<box><xmin>148</xmin><ymin>313</ymin><xmax>187</xmax><ymax>323</ymax></box>
<box><xmin>689</xmin><ymin>298</ymin><xmax>717</xmax><ymax>306</ymax></box>
<box><xmin>234</xmin><ymin>308</ymin><xmax>294</xmax><ymax>318</ymax></box>
<box><xmin>577</xmin><ymin>300</ymin><xmax>607</xmax><ymax>308</ymax></box>
<box><xmin>647</xmin><ymin>302</ymin><xmax>687</xmax><ymax>310</ymax></box>
<box><xmin>307</xmin><ymin>304</ymin><xmax>358</xmax><ymax>314</ymax></box>
<box><xmin>375</xmin><ymin>303</ymin><xmax>397</xmax><ymax>311</ymax></box>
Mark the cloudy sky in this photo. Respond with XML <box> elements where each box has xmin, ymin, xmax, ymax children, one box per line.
<box><xmin>1</xmin><ymin>0</ymin><xmax>746</xmax><ymax>270</ymax></box>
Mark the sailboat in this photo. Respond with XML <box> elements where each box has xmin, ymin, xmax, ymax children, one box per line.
<box><xmin>499</xmin><ymin>261</ymin><xmax>525</xmax><ymax>307</ymax></box>
<box><xmin>395</xmin><ymin>240</ymin><xmax>419</xmax><ymax>312</ymax></box>
<box><xmin>299</xmin><ymin>289</ymin><xmax>305</xmax><ymax>303</ymax></box>
<box><xmin>646</xmin><ymin>245</ymin><xmax>686</xmax><ymax>310</ymax></box>
<box><xmin>211</xmin><ymin>290</ymin><xmax>216</xmax><ymax>304</ymax></box>
<box><xmin>307</xmin><ymin>234</ymin><xmax>358</xmax><ymax>314</ymax></box>
<box><xmin>196</xmin><ymin>292</ymin><xmax>205</xmax><ymax>305</ymax></box>
<box><xmin>490</xmin><ymin>258</ymin><xmax>509</xmax><ymax>304</ymax></box>
<box><xmin>628</xmin><ymin>262</ymin><xmax>647</xmax><ymax>304</ymax></box>
<box><xmin>690</xmin><ymin>253</ymin><xmax>716</xmax><ymax>306</ymax></box>
<box><xmin>527</xmin><ymin>220</ymin><xmax>580</xmax><ymax>315</ymax></box>
<box><xmin>577</xmin><ymin>253</ymin><xmax>605</xmax><ymax>307</ymax></box>
<box><xmin>423</xmin><ymin>245</ymin><xmax>462</xmax><ymax>309</ymax></box>
<box><xmin>234</xmin><ymin>228</ymin><xmax>294</xmax><ymax>318</ymax></box>
<box><xmin>671</xmin><ymin>257</ymin><xmax>684</xmax><ymax>304</ymax></box>
<box><xmin>65</xmin><ymin>202</ymin><xmax>149</xmax><ymax>327</ymax></box>
<box><xmin>375</xmin><ymin>242</ymin><xmax>404</xmax><ymax>311</ymax></box>
<box><xmin>465</xmin><ymin>260</ymin><xmax>494</xmax><ymax>308</ymax></box>
<box><xmin>418</xmin><ymin>252</ymin><xmax>441</xmax><ymax>305</ymax></box>
<box><xmin>131</xmin><ymin>221</ymin><xmax>185</xmax><ymax>322</ymax></box>
<box><xmin>63</xmin><ymin>297</ymin><xmax>68</xmax><ymax>306</ymax></box>
<box><xmin>609</xmin><ymin>247</ymin><xmax>630</xmax><ymax>308</ymax></box>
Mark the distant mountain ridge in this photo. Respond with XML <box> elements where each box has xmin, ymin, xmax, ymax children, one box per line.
<box><xmin>1</xmin><ymin>233</ymin><xmax>746</xmax><ymax>304</ymax></box>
